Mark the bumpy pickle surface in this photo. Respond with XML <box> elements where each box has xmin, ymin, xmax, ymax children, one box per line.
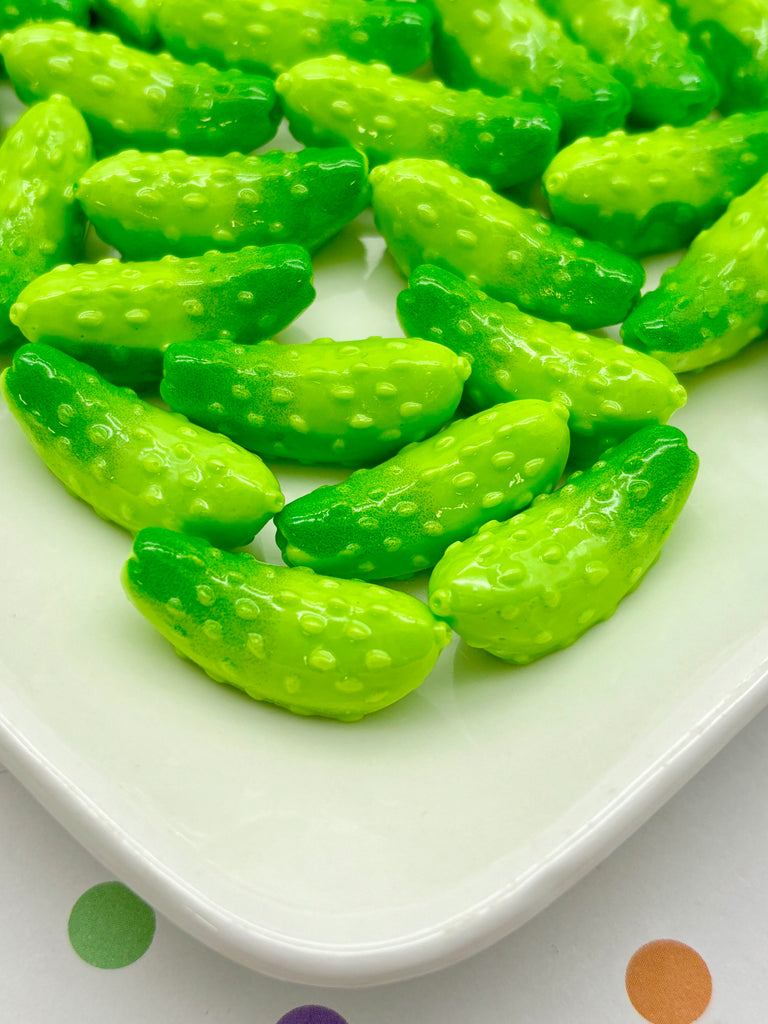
<box><xmin>427</xmin><ymin>0</ymin><xmax>630</xmax><ymax>141</ymax></box>
<box><xmin>428</xmin><ymin>425</ymin><xmax>698</xmax><ymax>663</ymax></box>
<box><xmin>161</xmin><ymin>337</ymin><xmax>470</xmax><ymax>467</ymax></box>
<box><xmin>397</xmin><ymin>265</ymin><xmax>687</xmax><ymax>467</ymax></box>
<box><xmin>275</xmin><ymin>399</ymin><xmax>570</xmax><ymax>581</ymax></box>
<box><xmin>10</xmin><ymin>245</ymin><xmax>315</xmax><ymax>389</ymax></box>
<box><xmin>0</xmin><ymin>21</ymin><xmax>280</xmax><ymax>156</ymax></box>
<box><xmin>155</xmin><ymin>0</ymin><xmax>434</xmax><ymax>77</ymax></box>
<box><xmin>76</xmin><ymin>147</ymin><xmax>371</xmax><ymax>261</ymax></box>
<box><xmin>276</xmin><ymin>55</ymin><xmax>559</xmax><ymax>191</ymax></box>
<box><xmin>0</xmin><ymin>96</ymin><xmax>93</xmax><ymax>349</ymax></box>
<box><xmin>2</xmin><ymin>345</ymin><xmax>284</xmax><ymax>549</ymax></box>
<box><xmin>622</xmin><ymin>171</ymin><xmax>768</xmax><ymax>373</ymax></box>
<box><xmin>544</xmin><ymin>111</ymin><xmax>768</xmax><ymax>257</ymax></box>
<box><xmin>123</xmin><ymin>528</ymin><xmax>452</xmax><ymax>722</ymax></box>
<box><xmin>371</xmin><ymin>158</ymin><xmax>645</xmax><ymax>331</ymax></box>
<box><xmin>540</xmin><ymin>0</ymin><xmax>719</xmax><ymax>126</ymax></box>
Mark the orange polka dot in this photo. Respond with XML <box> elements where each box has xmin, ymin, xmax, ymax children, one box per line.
<box><xmin>625</xmin><ymin>940</ymin><xmax>712</xmax><ymax>1024</ymax></box>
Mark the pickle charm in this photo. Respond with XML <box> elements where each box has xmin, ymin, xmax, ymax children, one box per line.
<box><xmin>123</xmin><ymin>528</ymin><xmax>452</xmax><ymax>722</ymax></box>
<box><xmin>429</xmin><ymin>425</ymin><xmax>699</xmax><ymax>663</ymax></box>
<box><xmin>2</xmin><ymin>345</ymin><xmax>285</xmax><ymax>549</ymax></box>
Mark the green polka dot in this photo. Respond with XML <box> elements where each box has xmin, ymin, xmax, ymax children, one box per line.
<box><xmin>68</xmin><ymin>881</ymin><xmax>156</xmax><ymax>969</ymax></box>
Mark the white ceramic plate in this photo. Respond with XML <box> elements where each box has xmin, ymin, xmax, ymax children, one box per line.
<box><xmin>3</xmin><ymin>120</ymin><xmax>768</xmax><ymax>987</ymax></box>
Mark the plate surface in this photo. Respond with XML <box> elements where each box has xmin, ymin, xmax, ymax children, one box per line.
<box><xmin>3</xmin><ymin>147</ymin><xmax>768</xmax><ymax>987</ymax></box>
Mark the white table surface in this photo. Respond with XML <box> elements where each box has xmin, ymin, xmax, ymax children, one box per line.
<box><xmin>2</xmin><ymin>699</ymin><xmax>767</xmax><ymax>1023</ymax></box>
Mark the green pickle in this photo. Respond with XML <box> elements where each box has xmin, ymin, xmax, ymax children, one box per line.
<box><xmin>92</xmin><ymin>0</ymin><xmax>161</xmax><ymax>47</ymax></box>
<box><xmin>275</xmin><ymin>399</ymin><xmax>570</xmax><ymax>581</ymax></box>
<box><xmin>397</xmin><ymin>266</ymin><xmax>687</xmax><ymax>467</ymax></box>
<box><xmin>669</xmin><ymin>0</ymin><xmax>768</xmax><ymax>113</ymax></box>
<box><xmin>10</xmin><ymin>245</ymin><xmax>315</xmax><ymax>389</ymax></box>
<box><xmin>540</xmin><ymin>0</ymin><xmax>719</xmax><ymax>126</ymax></box>
<box><xmin>155</xmin><ymin>0</ymin><xmax>433</xmax><ymax>77</ymax></box>
<box><xmin>0</xmin><ymin>22</ymin><xmax>280</xmax><ymax>156</ymax></box>
<box><xmin>427</xmin><ymin>0</ymin><xmax>630</xmax><ymax>141</ymax></box>
<box><xmin>275</xmin><ymin>56</ymin><xmax>559</xmax><ymax>191</ymax></box>
<box><xmin>0</xmin><ymin>0</ymin><xmax>90</xmax><ymax>29</ymax></box>
<box><xmin>370</xmin><ymin>158</ymin><xmax>645</xmax><ymax>331</ymax></box>
<box><xmin>0</xmin><ymin>97</ymin><xmax>93</xmax><ymax>349</ymax></box>
<box><xmin>622</xmin><ymin>172</ymin><xmax>768</xmax><ymax>373</ymax></box>
<box><xmin>2</xmin><ymin>345</ymin><xmax>285</xmax><ymax>549</ymax></box>
<box><xmin>428</xmin><ymin>425</ymin><xmax>699</xmax><ymax>664</ymax></box>
<box><xmin>123</xmin><ymin>528</ymin><xmax>452</xmax><ymax>722</ymax></box>
<box><xmin>544</xmin><ymin>111</ymin><xmax>768</xmax><ymax>258</ymax></box>
<box><xmin>161</xmin><ymin>337</ymin><xmax>471</xmax><ymax>467</ymax></box>
<box><xmin>76</xmin><ymin>147</ymin><xmax>371</xmax><ymax>261</ymax></box>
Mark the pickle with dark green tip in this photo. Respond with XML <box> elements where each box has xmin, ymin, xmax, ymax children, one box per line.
<box><xmin>543</xmin><ymin>111</ymin><xmax>768</xmax><ymax>258</ymax></box>
<box><xmin>0</xmin><ymin>96</ymin><xmax>94</xmax><ymax>349</ymax></box>
<box><xmin>10</xmin><ymin>245</ymin><xmax>315</xmax><ymax>389</ymax></box>
<box><xmin>428</xmin><ymin>425</ymin><xmax>698</xmax><ymax>663</ymax></box>
<box><xmin>275</xmin><ymin>399</ymin><xmax>570</xmax><ymax>581</ymax></box>
<box><xmin>123</xmin><ymin>528</ymin><xmax>452</xmax><ymax>722</ymax></box>
<box><xmin>622</xmin><ymin>172</ymin><xmax>768</xmax><ymax>373</ymax></box>
<box><xmin>161</xmin><ymin>336</ymin><xmax>471</xmax><ymax>467</ymax></box>
<box><xmin>92</xmin><ymin>0</ymin><xmax>161</xmax><ymax>47</ymax></box>
<box><xmin>397</xmin><ymin>265</ymin><xmax>687</xmax><ymax>467</ymax></box>
<box><xmin>669</xmin><ymin>0</ymin><xmax>768</xmax><ymax>114</ymax></box>
<box><xmin>2</xmin><ymin>345</ymin><xmax>285</xmax><ymax>549</ymax></box>
<box><xmin>275</xmin><ymin>55</ymin><xmax>559</xmax><ymax>191</ymax></box>
<box><xmin>155</xmin><ymin>0</ymin><xmax>434</xmax><ymax>78</ymax></box>
<box><xmin>0</xmin><ymin>21</ymin><xmax>280</xmax><ymax>157</ymax></box>
<box><xmin>540</xmin><ymin>0</ymin><xmax>719</xmax><ymax>126</ymax></box>
<box><xmin>75</xmin><ymin>147</ymin><xmax>371</xmax><ymax>261</ymax></box>
<box><xmin>427</xmin><ymin>0</ymin><xmax>630</xmax><ymax>141</ymax></box>
<box><xmin>370</xmin><ymin>158</ymin><xmax>645</xmax><ymax>331</ymax></box>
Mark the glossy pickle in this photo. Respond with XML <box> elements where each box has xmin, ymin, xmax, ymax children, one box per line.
<box><xmin>161</xmin><ymin>337</ymin><xmax>471</xmax><ymax>467</ymax></box>
<box><xmin>397</xmin><ymin>265</ymin><xmax>687</xmax><ymax>467</ymax></box>
<box><xmin>92</xmin><ymin>0</ymin><xmax>161</xmax><ymax>47</ymax></box>
<box><xmin>540</xmin><ymin>0</ymin><xmax>719</xmax><ymax>126</ymax></box>
<box><xmin>622</xmin><ymin>171</ymin><xmax>768</xmax><ymax>373</ymax></box>
<box><xmin>75</xmin><ymin>147</ymin><xmax>371</xmax><ymax>261</ymax></box>
<box><xmin>0</xmin><ymin>96</ymin><xmax>93</xmax><ymax>349</ymax></box>
<box><xmin>0</xmin><ymin>0</ymin><xmax>90</xmax><ymax>30</ymax></box>
<box><xmin>370</xmin><ymin>158</ymin><xmax>645</xmax><ymax>331</ymax></box>
<box><xmin>275</xmin><ymin>399</ymin><xmax>571</xmax><ymax>581</ymax></box>
<box><xmin>2</xmin><ymin>345</ymin><xmax>284</xmax><ymax>549</ymax></box>
<box><xmin>123</xmin><ymin>528</ymin><xmax>452</xmax><ymax>722</ymax></box>
<box><xmin>10</xmin><ymin>245</ymin><xmax>315</xmax><ymax>390</ymax></box>
<box><xmin>0</xmin><ymin>21</ymin><xmax>280</xmax><ymax>156</ymax></box>
<box><xmin>155</xmin><ymin>0</ymin><xmax>434</xmax><ymax>77</ymax></box>
<box><xmin>428</xmin><ymin>425</ymin><xmax>699</xmax><ymax>663</ymax></box>
<box><xmin>426</xmin><ymin>0</ymin><xmax>631</xmax><ymax>141</ymax></box>
<box><xmin>544</xmin><ymin>111</ymin><xmax>768</xmax><ymax>258</ymax></box>
<box><xmin>275</xmin><ymin>55</ymin><xmax>560</xmax><ymax>191</ymax></box>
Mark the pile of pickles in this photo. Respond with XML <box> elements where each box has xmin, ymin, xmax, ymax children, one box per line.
<box><xmin>2</xmin><ymin>0</ymin><xmax>766</xmax><ymax>721</ymax></box>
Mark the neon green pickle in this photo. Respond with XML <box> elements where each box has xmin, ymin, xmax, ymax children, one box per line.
<box><xmin>76</xmin><ymin>147</ymin><xmax>371</xmax><ymax>261</ymax></box>
<box><xmin>622</xmin><ymin>172</ymin><xmax>768</xmax><ymax>373</ymax></box>
<box><xmin>370</xmin><ymin>158</ymin><xmax>645</xmax><ymax>332</ymax></box>
<box><xmin>123</xmin><ymin>528</ymin><xmax>452</xmax><ymax>722</ymax></box>
<box><xmin>544</xmin><ymin>111</ymin><xmax>768</xmax><ymax>258</ymax></box>
<box><xmin>275</xmin><ymin>399</ymin><xmax>570</xmax><ymax>581</ymax></box>
<box><xmin>2</xmin><ymin>345</ymin><xmax>285</xmax><ymax>549</ymax></box>
<box><xmin>0</xmin><ymin>21</ymin><xmax>280</xmax><ymax>156</ymax></box>
<box><xmin>0</xmin><ymin>96</ymin><xmax>93</xmax><ymax>349</ymax></box>
<box><xmin>275</xmin><ymin>55</ymin><xmax>559</xmax><ymax>191</ymax></box>
<box><xmin>397</xmin><ymin>265</ymin><xmax>687</xmax><ymax>467</ymax></box>
<box><xmin>428</xmin><ymin>425</ymin><xmax>699</xmax><ymax>664</ymax></box>
<box><xmin>161</xmin><ymin>337</ymin><xmax>470</xmax><ymax>467</ymax></box>
<box><xmin>155</xmin><ymin>0</ymin><xmax>434</xmax><ymax>77</ymax></box>
<box><xmin>540</xmin><ymin>0</ymin><xmax>719</xmax><ymax>126</ymax></box>
<box><xmin>10</xmin><ymin>245</ymin><xmax>315</xmax><ymax>390</ymax></box>
<box><xmin>426</xmin><ymin>0</ymin><xmax>630</xmax><ymax>141</ymax></box>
